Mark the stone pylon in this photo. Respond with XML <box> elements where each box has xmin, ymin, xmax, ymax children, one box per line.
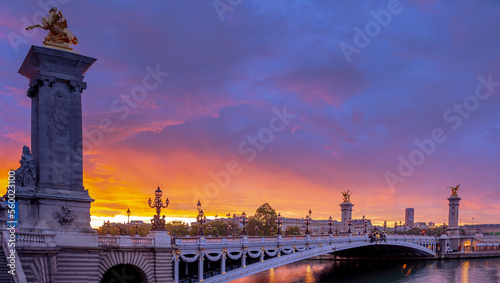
<box><xmin>447</xmin><ymin>194</ymin><xmax>461</xmax><ymax>250</ymax></box>
<box><xmin>340</xmin><ymin>202</ymin><xmax>354</xmax><ymax>234</ymax></box>
<box><xmin>16</xmin><ymin>45</ymin><xmax>97</xmax><ymax>246</ymax></box>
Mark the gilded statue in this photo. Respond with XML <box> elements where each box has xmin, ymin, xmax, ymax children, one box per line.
<box><xmin>448</xmin><ymin>184</ymin><xmax>460</xmax><ymax>197</ymax></box>
<box><xmin>26</xmin><ymin>7</ymin><xmax>78</xmax><ymax>50</ymax></box>
<box><xmin>341</xmin><ymin>190</ymin><xmax>351</xmax><ymax>203</ymax></box>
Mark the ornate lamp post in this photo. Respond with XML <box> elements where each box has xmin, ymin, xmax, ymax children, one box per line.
<box><xmin>240</xmin><ymin>212</ymin><xmax>248</xmax><ymax>235</ymax></box>
<box><xmin>383</xmin><ymin>220</ymin><xmax>387</xmax><ymax>233</ymax></box>
<box><xmin>133</xmin><ymin>221</ymin><xmax>140</xmax><ymax>236</ymax></box>
<box><xmin>328</xmin><ymin>216</ymin><xmax>333</xmax><ymax>235</ymax></box>
<box><xmin>395</xmin><ymin>222</ymin><xmax>398</xmax><ymax>235</ymax></box>
<box><xmin>207</xmin><ymin>223</ymin><xmax>212</xmax><ymax>236</ymax></box>
<box><xmin>304</xmin><ymin>215</ymin><xmax>311</xmax><ymax>235</ymax></box>
<box><xmin>227</xmin><ymin>224</ymin><xmax>233</xmax><ymax>236</ymax></box>
<box><xmin>185</xmin><ymin>224</ymin><xmax>190</xmax><ymax>236</ymax></box>
<box><xmin>335</xmin><ymin>226</ymin><xmax>339</xmax><ymax>235</ymax></box>
<box><xmin>127</xmin><ymin>208</ymin><xmax>130</xmax><ymax>224</ymax></box>
<box><xmin>105</xmin><ymin>220</ymin><xmax>111</xmax><ymax>235</ymax></box>
<box><xmin>347</xmin><ymin>219</ymin><xmax>352</xmax><ymax>234</ymax></box>
<box><xmin>196</xmin><ymin>206</ymin><xmax>206</xmax><ymax>236</ymax></box>
<box><xmin>254</xmin><ymin>226</ymin><xmax>258</xmax><ymax>235</ymax></box>
<box><xmin>148</xmin><ymin>186</ymin><xmax>169</xmax><ymax>231</ymax></box>
<box><xmin>270</xmin><ymin>226</ymin><xmax>275</xmax><ymax>235</ymax></box>
<box><xmin>363</xmin><ymin>215</ymin><xmax>367</xmax><ymax>234</ymax></box>
<box><xmin>276</xmin><ymin>213</ymin><xmax>283</xmax><ymax>235</ymax></box>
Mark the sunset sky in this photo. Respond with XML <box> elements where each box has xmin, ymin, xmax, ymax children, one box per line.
<box><xmin>1</xmin><ymin>1</ymin><xmax>499</xmax><ymax>228</ymax></box>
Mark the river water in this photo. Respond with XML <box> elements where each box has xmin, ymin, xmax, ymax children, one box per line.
<box><xmin>232</xmin><ymin>257</ymin><xmax>500</xmax><ymax>283</ymax></box>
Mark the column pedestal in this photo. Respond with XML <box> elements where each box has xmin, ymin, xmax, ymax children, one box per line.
<box><xmin>339</xmin><ymin>202</ymin><xmax>354</xmax><ymax>234</ymax></box>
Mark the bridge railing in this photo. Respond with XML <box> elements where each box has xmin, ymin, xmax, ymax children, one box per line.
<box><xmin>16</xmin><ymin>232</ymin><xmax>56</xmax><ymax>247</ymax></box>
<box><xmin>98</xmin><ymin>235</ymin><xmax>155</xmax><ymax>247</ymax></box>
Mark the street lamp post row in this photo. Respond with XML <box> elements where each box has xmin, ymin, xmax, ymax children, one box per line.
<box><xmin>304</xmin><ymin>215</ymin><xmax>311</xmax><ymax>235</ymax></box>
<box><xmin>276</xmin><ymin>213</ymin><xmax>282</xmax><ymax>235</ymax></box>
<box><xmin>148</xmin><ymin>187</ymin><xmax>169</xmax><ymax>231</ymax></box>
<box><xmin>196</xmin><ymin>201</ymin><xmax>207</xmax><ymax>236</ymax></box>
<box><xmin>328</xmin><ymin>216</ymin><xmax>333</xmax><ymax>235</ymax></box>
<box><xmin>363</xmin><ymin>215</ymin><xmax>367</xmax><ymax>234</ymax></box>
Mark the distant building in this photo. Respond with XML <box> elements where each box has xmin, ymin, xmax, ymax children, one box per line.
<box><xmin>463</xmin><ymin>224</ymin><xmax>500</xmax><ymax>235</ymax></box>
<box><xmin>414</xmin><ymin>222</ymin><xmax>427</xmax><ymax>229</ymax></box>
<box><xmin>405</xmin><ymin>208</ymin><xmax>414</xmax><ymax>226</ymax></box>
<box><xmin>428</xmin><ymin>222</ymin><xmax>436</xmax><ymax>228</ymax></box>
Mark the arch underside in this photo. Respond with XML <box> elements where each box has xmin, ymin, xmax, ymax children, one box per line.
<box><xmin>204</xmin><ymin>242</ymin><xmax>436</xmax><ymax>283</ymax></box>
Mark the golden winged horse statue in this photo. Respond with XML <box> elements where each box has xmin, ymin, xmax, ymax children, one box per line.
<box><xmin>26</xmin><ymin>7</ymin><xmax>78</xmax><ymax>50</ymax></box>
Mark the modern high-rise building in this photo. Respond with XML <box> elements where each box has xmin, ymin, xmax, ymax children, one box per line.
<box><xmin>405</xmin><ymin>208</ymin><xmax>415</xmax><ymax>227</ymax></box>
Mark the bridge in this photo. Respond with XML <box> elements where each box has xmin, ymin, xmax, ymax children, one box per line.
<box><xmin>1</xmin><ymin>36</ymin><xmax>499</xmax><ymax>283</ymax></box>
<box><xmin>94</xmin><ymin>233</ymin><xmax>437</xmax><ymax>283</ymax></box>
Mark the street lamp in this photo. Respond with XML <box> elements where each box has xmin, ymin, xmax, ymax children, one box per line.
<box><xmin>185</xmin><ymin>224</ymin><xmax>190</xmax><ymax>236</ymax></box>
<box><xmin>196</xmin><ymin>205</ymin><xmax>206</xmax><ymax>236</ymax></box>
<box><xmin>383</xmin><ymin>220</ymin><xmax>387</xmax><ymax>232</ymax></box>
<box><xmin>227</xmin><ymin>224</ymin><xmax>233</xmax><ymax>236</ymax></box>
<box><xmin>335</xmin><ymin>226</ymin><xmax>339</xmax><ymax>235</ymax></box>
<box><xmin>304</xmin><ymin>215</ymin><xmax>311</xmax><ymax>235</ymax></box>
<box><xmin>363</xmin><ymin>215</ymin><xmax>367</xmax><ymax>234</ymax></box>
<box><xmin>127</xmin><ymin>208</ymin><xmax>130</xmax><ymax>224</ymax></box>
<box><xmin>395</xmin><ymin>222</ymin><xmax>398</xmax><ymax>234</ymax></box>
<box><xmin>148</xmin><ymin>186</ymin><xmax>169</xmax><ymax>231</ymax></box>
<box><xmin>240</xmin><ymin>212</ymin><xmax>248</xmax><ymax>235</ymax></box>
<box><xmin>328</xmin><ymin>216</ymin><xmax>333</xmax><ymax>235</ymax></box>
<box><xmin>254</xmin><ymin>226</ymin><xmax>258</xmax><ymax>235</ymax></box>
<box><xmin>276</xmin><ymin>213</ymin><xmax>283</xmax><ymax>235</ymax></box>
<box><xmin>207</xmin><ymin>223</ymin><xmax>212</xmax><ymax>236</ymax></box>
<box><xmin>404</xmin><ymin>224</ymin><xmax>407</xmax><ymax>236</ymax></box>
<box><xmin>105</xmin><ymin>220</ymin><xmax>111</xmax><ymax>235</ymax></box>
<box><xmin>347</xmin><ymin>219</ymin><xmax>352</xmax><ymax>234</ymax></box>
<box><xmin>133</xmin><ymin>221</ymin><xmax>140</xmax><ymax>236</ymax></box>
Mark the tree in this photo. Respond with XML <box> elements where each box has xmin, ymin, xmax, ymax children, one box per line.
<box><xmin>203</xmin><ymin>220</ymin><xmax>230</xmax><ymax>236</ymax></box>
<box><xmin>285</xmin><ymin>226</ymin><xmax>301</xmax><ymax>235</ymax></box>
<box><xmin>253</xmin><ymin>203</ymin><xmax>278</xmax><ymax>236</ymax></box>
<box><xmin>165</xmin><ymin>220</ymin><xmax>187</xmax><ymax>236</ymax></box>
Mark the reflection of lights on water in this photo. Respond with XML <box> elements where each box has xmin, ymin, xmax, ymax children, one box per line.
<box><xmin>402</xmin><ymin>264</ymin><xmax>407</xmax><ymax>269</ymax></box>
<box><xmin>404</xmin><ymin>268</ymin><xmax>412</xmax><ymax>277</ymax></box>
<box><xmin>269</xmin><ymin>268</ymin><xmax>276</xmax><ymax>283</ymax></box>
<box><xmin>462</xmin><ymin>261</ymin><xmax>470</xmax><ymax>282</ymax></box>
<box><xmin>305</xmin><ymin>264</ymin><xmax>315</xmax><ymax>283</ymax></box>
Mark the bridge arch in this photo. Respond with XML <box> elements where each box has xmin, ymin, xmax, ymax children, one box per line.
<box><xmin>101</xmin><ymin>264</ymin><xmax>148</xmax><ymax>283</ymax></box>
<box><xmin>198</xmin><ymin>239</ymin><xmax>438</xmax><ymax>283</ymax></box>
<box><xmin>98</xmin><ymin>251</ymin><xmax>154</xmax><ymax>282</ymax></box>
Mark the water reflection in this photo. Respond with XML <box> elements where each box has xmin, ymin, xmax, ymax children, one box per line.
<box><xmin>305</xmin><ymin>265</ymin><xmax>315</xmax><ymax>283</ymax></box>
<box><xmin>461</xmin><ymin>261</ymin><xmax>469</xmax><ymax>283</ymax></box>
<box><xmin>231</xmin><ymin>258</ymin><xmax>500</xmax><ymax>283</ymax></box>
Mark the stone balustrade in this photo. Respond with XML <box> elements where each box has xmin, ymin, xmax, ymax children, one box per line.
<box><xmin>16</xmin><ymin>232</ymin><xmax>56</xmax><ymax>247</ymax></box>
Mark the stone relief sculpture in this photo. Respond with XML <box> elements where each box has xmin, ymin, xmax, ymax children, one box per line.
<box><xmin>0</xmin><ymin>197</ymin><xmax>9</xmax><ymax>220</ymax></box>
<box><xmin>341</xmin><ymin>190</ymin><xmax>351</xmax><ymax>203</ymax></box>
<box><xmin>53</xmin><ymin>206</ymin><xmax>77</xmax><ymax>227</ymax></box>
<box><xmin>25</xmin><ymin>7</ymin><xmax>78</xmax><ymax>50</ymax></box>
<box><xmin>14</xmin><ymin>145</ymin><xmax>37</xmax><ymax>188</ymax></box>
<box><xmin>52</xmin><ymin>90</ymin><xmax>69</xmax><ymax>136</ymax></box>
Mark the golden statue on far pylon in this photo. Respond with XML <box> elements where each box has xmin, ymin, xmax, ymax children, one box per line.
<box><xmin>448</xmin><ymin>184</ymin><xmax>460</xmax><ymax>197</ymax></box>
<box><xmin>26</xmin><ymin>7</ymin><xmax>78</xmax><ymax>51</ymax></box>
<box><xmin>341</xmin><ymin>190</ymin><xmax>351</xmax><ymax>203</ymax></box>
